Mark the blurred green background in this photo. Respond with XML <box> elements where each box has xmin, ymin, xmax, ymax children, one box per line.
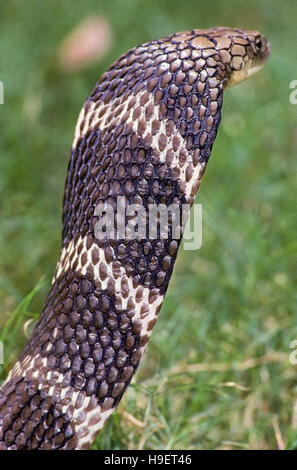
<box><xmin>0</xmin><ymin>0</ymin><xmax>297</xmax><ymax>450</ymax></box>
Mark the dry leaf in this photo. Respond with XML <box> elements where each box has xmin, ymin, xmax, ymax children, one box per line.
<box><xmin>58</xmin><ymin>15</ymin><xmax>112</xmax><ymax>72</ymax></box>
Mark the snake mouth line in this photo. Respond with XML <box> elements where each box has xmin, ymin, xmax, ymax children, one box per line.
<box><xmin>225</xmin><ymin>37</ymin><xmax>270</xmax><ymax>88</ymax></box>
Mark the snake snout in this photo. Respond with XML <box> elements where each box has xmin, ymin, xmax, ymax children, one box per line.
<box><xmin>260</xmin><ymin>36</ymin><xmax>270</xmax><ymax>62</ymax></box>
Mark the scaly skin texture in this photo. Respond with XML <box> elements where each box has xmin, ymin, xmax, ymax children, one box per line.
<box><xmin>0</xmin><ymin>27</ymin><xmax>269</xmax><ymax>450</ymax></box>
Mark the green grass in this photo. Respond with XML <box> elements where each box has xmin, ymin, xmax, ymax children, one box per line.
<box><xmin>1</xmin><ymin>0</ymin><xmax>297</xmax><ymax>450</ymax></box>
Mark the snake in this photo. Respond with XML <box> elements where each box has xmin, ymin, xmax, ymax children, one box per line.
<box><xmin>0</xmin><ymin>27</ymin><xmax>269</xmax><ymax>450</ymax></box>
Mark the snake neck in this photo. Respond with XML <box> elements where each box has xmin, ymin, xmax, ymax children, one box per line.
<box><xmin>2</xmin><ymin>28</ymin><xmax>259</xmax><ymax>450</ymax></box>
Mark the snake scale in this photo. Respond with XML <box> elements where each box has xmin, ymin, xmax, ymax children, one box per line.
<box><xmin>0</xmin><ymin>27</ymin><xmax>269</xmax><ymax>450</ymax></box>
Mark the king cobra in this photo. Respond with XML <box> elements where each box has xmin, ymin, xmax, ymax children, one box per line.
<box><xmin>0</xmin><ymin>27</ymin><xmax>270</xmax><ymax>450</ymax></box>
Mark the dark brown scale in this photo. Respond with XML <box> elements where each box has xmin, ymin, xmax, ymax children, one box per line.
<box><xmin>0</xmin><ymin>382</ymin><xmax>75</xmax><ymax>450</ymax></box>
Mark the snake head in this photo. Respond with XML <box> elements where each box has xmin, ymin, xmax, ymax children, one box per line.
<box><xmin>209</xmin><ymin>27</ymin><xmax>270</xmax><ymax>88</ymax></box>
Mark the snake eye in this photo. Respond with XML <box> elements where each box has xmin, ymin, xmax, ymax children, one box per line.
<box><xmin>256</xmin><ymin>39</ymin><xmax>262</xmax><ymax>50</ymax></box>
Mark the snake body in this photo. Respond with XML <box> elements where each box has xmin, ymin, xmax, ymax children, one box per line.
<box><xmin>0</xmin><ymin>27</ymin><xmax>269</xmax><ymax>450</ymax></box>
